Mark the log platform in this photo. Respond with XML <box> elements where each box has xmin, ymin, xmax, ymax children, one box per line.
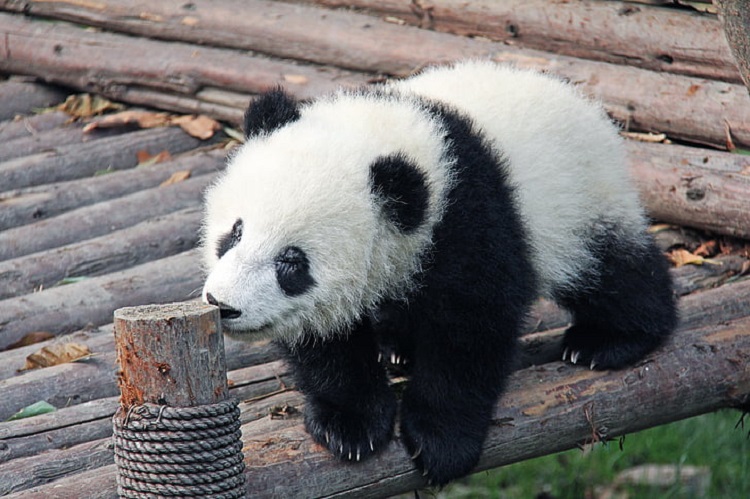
<box><xmin>0</xmin><ymin>1</ymin><xmax>748</xmax><ymax>497</ymax></box>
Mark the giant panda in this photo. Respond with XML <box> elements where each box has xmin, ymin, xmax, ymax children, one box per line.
<box><xmin>201</xmin><ymin>60</ymin><xmax>677</xmax><ymax>485</ymax></box>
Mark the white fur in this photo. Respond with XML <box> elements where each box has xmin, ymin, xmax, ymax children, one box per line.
<box><xmin>202</xmin><ymin>93</ymin><xmax>454</xmax><ymax>342</ymax></box>
<box><xmin>390</xmin><ymin>60</ymin><xmax>647</xmax><ymax>293</ymax></box>
<box><xmin>202</xmin><ymin>61</ymin><xmax>648</xmax><ymax>343</ymax></box>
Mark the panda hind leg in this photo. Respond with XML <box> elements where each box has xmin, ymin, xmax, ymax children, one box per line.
<box><xmin>558</xmin><ymin>235</ymin><xmax>678</xmax><ymax>370</ymax></box>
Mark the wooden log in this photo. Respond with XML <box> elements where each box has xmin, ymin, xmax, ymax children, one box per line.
<box><xmin>0</xmin><ymin>351</ymin><xmax>119</xmax><ymax>422</ymax></box>
<box><xmin>0</xmin><ymin>250</ymin><xmax>203</xmax><ymax>350</ymax></box>
<box><xmin>113</xmin><ymin>302</ymin><xmax>227</xmax><ymax>407</ymax></box>
<box><xmin>8</xmin><ymin>313</ymin><xmax>750</xmax><ymax>497</ymax></box>
<box><xmin>0</xmin><ymin>173</ymin><xmax>213</xmax><ymax>261</ymax></box>
<box><xmin>108</xmin><ymin>85</ymin><xmax>245</xmax><ymax>125</ymax></box>
<box><xmin>0</xmin><ymin>360</ymin><xmax>289</xmax><ymax>465</ymax></box>
<box><xmin>0</xmin><ymin>208</ymin><xmax>201</xmax><ymax>299</ymax></box>
<box><xmin>2</xmin><ymin>266</ymin><xmax>748</xmax><ymax>419</ymax></box>
<box><xmin>0</xmin><ymin>78</ymin><xmax>68</xmax><ymax>120</ymax></box>
<box><xmin>301</xmin><ymin>0</ymin><xmax>739</xmax><ymax>83</ymax></box>
<box><xmin>0</xmin><ymin>330</ymin><xmax>279</xmax><ymax>425</ymax></box>
<box><xmin>1</xmin><ymin>276</ymin><xmax>749</xmax><ymax>466</ymax></box>
<box><xmin>0</xmin><ymin>121</ymin><xmax>130</xmax><ymax>163</ymax></box>
<box><xmin>0</xmin><ymin>439</ymin><xmax>116</xmax><ymax>496</ymax></box>
<box><xmin>0</xmin><ymin>110</ymin><xmax>70</xmax><ymax>141</ymax></box>
<box><xmin>1</xmin><ymin>0</ymin><xmax>737</xmax><ymax>84</ymax></box>
<box><xmin>0</xmin><ymin>323</ymin><xmax>277</xmax><ymax>381</ymax></box>
<box><xmin>629</xmin><ymin>141</ymin><xmax>750</xmax><ymax>239</ymax></box>
<box><xmin>0</xmin><ymin>125</ymin><xmax>206</xmax><ymax>191</ymax></box>
<box><xmin>0</xmin><ymin>13</ymin><xmax>369</xmax><ymax>101</ymax></box>
<box><xmin>716</xmin><ymin>0</ymin><xmax>750</xmax><ymax>92</ymax></box>
<box><xmin>0</xmin><ymin>147</ymin><xmax>224</xmax><ymax>231</ymax></box>
<box><xmin>1</xmin><ymin>8</ymin><xmax>747</xmax><ymax>149</ymax></box>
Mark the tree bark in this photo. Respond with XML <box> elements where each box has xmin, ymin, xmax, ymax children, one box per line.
<box><xmin>0</xmin><ymin>250</ymin><xmax>204</xmax><ymax>350</ymax></box>
<box><xmin>627</xmin><ymin>141</ymin><xmax>750</xmax><ymax>239</ymax></box>
<box><xmin>0</xmin><ymin>208</ymin><xmax>201</xmax><ymax>299</ymax></box>
<box><xmin>0</xmin><ymin>78</ymin><xmax>68</xmax><ymax>120</ymax></box>
<box><xmin>0</xmin><ymin>0</ymin><xmax>738</xmax><ymax>83</ymax></box>
<box><xmin>0</xmin><ymin>173</ymin><xmax>213</xmax><ymax>261</ymax></box>
<box><xmin>716</xmin><ymin>0</ymin><xmax>750</xmax><ymax>93</ymax></box>
<box><xmin>0</xmin><ymin>147</ymin><xmax>223</xmax><ymax>231</ymax></box>
<box><xmin>302</xmin><ymin>0</ymin><xmax>739</xmax><ymax>83</ymax></box>
<box><xmin>4</xmin><ymin>313</ymin><xmax>749</xmax><ymax>497</ymax></box>
<box><xmin>0</xmin><ymin>126</ymin><xmax>206</xmax><ymax>191</ymax></box>
<box><xmin>1</xmin><ymin>10</ymin><xmax>748</xmax><ymax>148</ymax></box>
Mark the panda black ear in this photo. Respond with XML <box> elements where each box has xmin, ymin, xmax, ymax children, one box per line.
<box><xmin>369</xmin><ymin>153</ymin><xmax>429</xmax><ymax>233</ymax></box>
<box><xmin>243</xmin><ymin>88</ymin><xmax>301</xmax><ymax>139</ymax></box>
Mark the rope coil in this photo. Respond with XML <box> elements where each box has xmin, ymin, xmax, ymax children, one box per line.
<box><xmin>112</xmin><ymin>399</ymin><xmax>246</xmax><ymax>498</ymax></box>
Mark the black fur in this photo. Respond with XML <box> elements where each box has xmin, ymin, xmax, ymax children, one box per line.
<box><xmin>275</xmin><ymin>246</ymin><xmax>316</xmax><ymax>297</ymax></box>
<box><xmin>556</xmin><ymin>233</ymin><xmax>677</xmax><ymax>368</ymax></box>
<box><xmin>243</xmin><ymin>88</ymin><xmax>301</xmax><ymax>138</ymax></box>
<box><xmin>369</xmin><ymin>153</ymin><xmax>429</xmax><ymax>233</ymax></box>
<box><xmin>216</xmin><ymin>218</ymin><xmax>243</xmax><ymax>259</ymax></box>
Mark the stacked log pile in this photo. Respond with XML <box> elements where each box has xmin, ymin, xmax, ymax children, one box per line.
<box><xmin>0</xmin><ymin>1</ymin><xmax>749</xmax><ymax>497</ymax></box>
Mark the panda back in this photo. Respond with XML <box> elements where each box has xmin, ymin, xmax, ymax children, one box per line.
<box><xmin>392</xmin><ymin>61</ymin><xmax>648</xmax><ymax>294</ymax></box>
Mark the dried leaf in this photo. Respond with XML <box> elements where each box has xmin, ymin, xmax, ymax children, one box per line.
<box><xmin>668</xmin><ymin>248</ymin><xmax>720</xmax><ymax>268</ymax></box>
<box><xmin>160</xmin><ymin>170</ymin><xmax>192</xmax><ymax>187</ymax></box>
<box><xmin>21</xmin><ymin>342</ymin><xmax>92</xmax><ymax>371</ymax></box>
<box><xmin>57</xmin><ymin>93</ymin><xmax>123</xmax><ymax>118</ymax></box>
<box><xmin>136</xmin><ymin>150</ymin><xmax>172</xmax><ymax>167</ymax></box>
<box><xmin>6</xmin><ymin>401</ymin><xmax>56</xmax><ymax>421</ymax></box>
<box><xmin>171</xmin><ymin>114</ymin><xmax>220</xmax><ymax>140</ymax></box>
<box><xmin>83</xmin><ymin>110</ymin><xmax>172</xmax><ymax>133</ymax></box>
<box><xmin>6</xmin><ymin>331</ymin><xmax>55</xmax><ymax>350</ymax></box>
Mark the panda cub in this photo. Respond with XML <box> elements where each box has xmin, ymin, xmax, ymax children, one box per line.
<box><xmin>202</xmin><ymin>61</ymin><xmax>677</xmax><ymax>485</ymax></box>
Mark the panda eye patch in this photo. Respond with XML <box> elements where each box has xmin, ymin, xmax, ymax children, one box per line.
<box><xmin>275</xmin><ymin>246</ymin><xmax>315</xmax><ymax>296</ymax></box>
<box><xmin>216</xmin><ymin>218</ymin><xmax>243</xmax><ymax>259</ymax></box>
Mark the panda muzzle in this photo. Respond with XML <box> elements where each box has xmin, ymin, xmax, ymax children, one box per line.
<box><xmin>205</xmin><ymin>293</ymin><xmax>242</xmax><ymax>320</ymax></box>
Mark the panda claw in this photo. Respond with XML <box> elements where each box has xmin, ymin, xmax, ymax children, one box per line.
<box><xmin>571</xmin><ymin>350</ymin><xmax>580</xmax><ymax>364</ymax></box>
<box><xmin>390</xmin><ymin>353</ymin><xmax>397</xmax><ymax>364</ymax></box>
<box><xmin>377</xmin><ymin>352</ymin><xmax>382</xmax><ymax>363</ymax></box>
<box><xmin>356</xmin><ymin>447</ymin><xmax>361</xmax><ymax>462</ymax></box>
<box><xmin>410</xmin><ymin>444</ymin><xmax>423</xmax><ymax>461</ymax></box>
<box><xmin>325</xmin><ymin>431</ymin><xmax>330</xmax><ymax>444</ymax></box>
<box><xmin>369</xmin><ymin>439</ymin><xmax>375</xmax><ymax>452</ymax></box>
<box><xmin>590</xmin><ymin>359</ymin><xmax>598</xmax><ymax>370</ymax></box>
<box><xmin>562</xmin><ymin>347</ymin><xmax>570</xmax><ymax>361</ymax></box>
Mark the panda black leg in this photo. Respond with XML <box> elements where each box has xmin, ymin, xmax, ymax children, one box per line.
<box><xmin>279</xmin><ymin>319</ymin><xmax>397</xmax><ymax>462</ymax></box>
<box><xmin>398</xmin><ymin>314</ymin><xmax>521</xmax><ymax>486</ymax></box>
<box><xmin>559</xmin><ymin>236</ymin><xmax>678</xmax><ymax>370</ymax></box>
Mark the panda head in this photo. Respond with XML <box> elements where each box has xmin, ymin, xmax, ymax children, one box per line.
<box><xmin>201</xmin><ymin>89</ymin><xmax>454</xmax><ymax>343</ymax></box>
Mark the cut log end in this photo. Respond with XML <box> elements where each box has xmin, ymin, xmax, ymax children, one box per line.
<box><xmin>113</xmin><ymin>301</ymin><xmax>227</xmax><ymax>408</ymax></box>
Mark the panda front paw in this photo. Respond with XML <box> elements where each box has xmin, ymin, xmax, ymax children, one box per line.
<box><xmin>562</xmin><ymin>324</ymin><xmax>664</xmax><ymax>370</ymax></box>
<box><xmin>304</xmin><ymin>393</ymin><xmax>397</xmax><ymax>462</ymax></box>
<box><xmin>400</xmin><ymin>400</ymin><xmax>485</xmax><ymax>486</ymax></box>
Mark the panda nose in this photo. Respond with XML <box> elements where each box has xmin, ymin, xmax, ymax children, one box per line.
<box><xmin>205</xmin><ymin>292</ymin><xmax>242</xmax><ymax>320</ymax></box>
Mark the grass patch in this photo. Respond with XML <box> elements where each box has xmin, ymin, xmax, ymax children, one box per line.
<box><xmin>438</xmin><ymin>410</ymin><xmax>749</xmax><ymax>498</ymax></box>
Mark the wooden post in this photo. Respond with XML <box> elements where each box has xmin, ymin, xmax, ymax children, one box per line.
<box><xmin>112</xmin><ymin>302</ymin><xmax>246</xmax><ymax>498</ymax></box>
<box><xmin>113</xmin><ymin>301</ymin><xmax>228</xmax><ymax>408</ymax></box>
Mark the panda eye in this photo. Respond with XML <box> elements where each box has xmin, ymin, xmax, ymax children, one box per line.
<box><xmin>216</xmin><ymin>218</ymin><xmax>243</xmax><ymax>259</ymax></box>
<box><xmin>274</xmin><ymin>246</ymin><xmax>315</xmax><ymax>296</ymax></box>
